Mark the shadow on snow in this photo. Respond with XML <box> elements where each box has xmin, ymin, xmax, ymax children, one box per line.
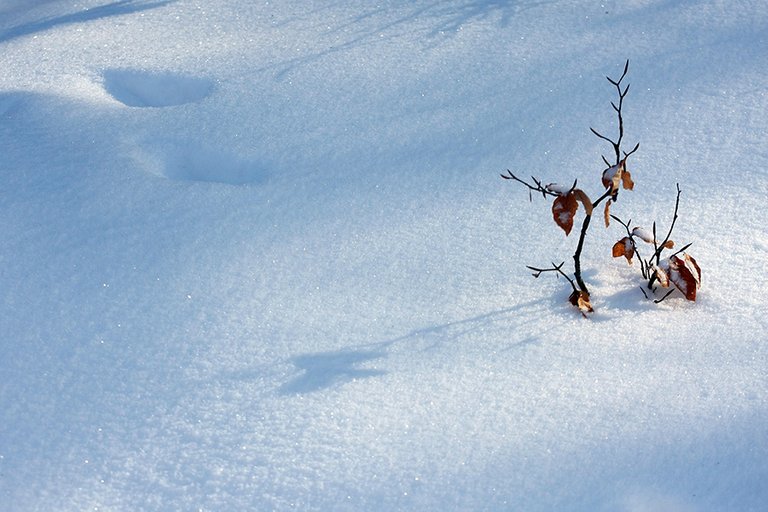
<box><xmin>279</xmin><ymin>299</ymin><xmax>550</xmax><ymax>395</ymax></box>
<box><xmin>0</xmin><ymin>0</ymin><xmax>175</xmax><ymax>43</ymax></box>
<box><xmin>260</xmin><ymin>0</ymin><xmax>554</xmax><ymax>81</ymax></box>
<box><xmin>278</xmin><ymin>350</ymin><xmax>387</xmax><ymax>395</ymax></box>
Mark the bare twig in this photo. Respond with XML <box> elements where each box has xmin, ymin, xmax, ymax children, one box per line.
<box><xmin>653</xmin><ymin>183</ymin><xmax>682</xmax><ymax>264</ymax></box>
<box><xmin>590</xmin><ymin>60</ymin><xmax>634</xmax><ymax>167</ymax></box>
<box><xmin>669</xmin><ymin>242</ymin><xmax>693</xmax><ymax>259</ymax></box>
<box><xmin>654</xmin><ymin>289</ymin><xmax>676</xmax><ymax>304</ymax></box>
<box><xmin>568</xmin><ymin>60</ymin><xmax>639</xmax><ymax>296</ymax></box>
<box><xmin>500</xmin><ymin>170</ymin><xmax>560</xmax><ymax>199</ymax></box>
<box><xmin>610</xmin><ymin>213</ymin><xmax>646</xmax><ymax>275</ymax></box>
<box><xmin>500</xmin><ymin>60</ymin><xmax>648</xmax><ymax>313</ymax></box>
<box><xmin>526</xmin><ymin>262</ymin><xmax>578</xmax><ymax>293</ymax></box>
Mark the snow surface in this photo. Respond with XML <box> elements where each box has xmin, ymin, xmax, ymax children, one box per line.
<box><xmin>1</xmin><ymin>1</ymin><xmax>767</xmax><ymax>511</ymax></box>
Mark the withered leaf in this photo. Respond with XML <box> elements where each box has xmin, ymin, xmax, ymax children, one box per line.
<box><xmin>683</xmin><ymin>253</ymin><xmax>701</xmax><ymax>285</ymax></box>
<box><xmin>621</xmin><ymin>168</ymin><xmax>634</xmax><ymax>190</ymax></box>
<box><xmin>573</xmin><ymin>189</ymin><xmax>593</xmax><ymax>216</ymax></box>
<box><xmin>612</xmin><ymin>236</ymin><xmax>634</xmax><ymax>264</ymax></box>
<box><xmin>665</xmin><ymin>254</ymin><xmax>701</xmax><ymax>301</ymax></box>
<box><xmin>552</xmin><ymin>192</ymin><xmax>579</xmax><ymax>236</ymax></box>
<box><xmin>601</xmin><ymin>163</ymin><xmax>621</xmax><ymax>192</ymax></box>
<box><xmin>569</xmin><ymin>290</ymin><xmax>594</xmax><ymax>316</ymax></box>
<box><xmin>653</xmin><ymin>264</ymin><xmax>670</xmax><ymax>288</ymax></box>
<box><xmin>601</xmin><ymin>158</ymin><xmax>633</xmax><ymax>195</ymax></box>
<box><xmin>604</xmin><ymin>199</ymin><xmax>612</xmax><ymax>227</ymax></box>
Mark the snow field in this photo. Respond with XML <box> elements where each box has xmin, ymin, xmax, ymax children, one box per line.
<box><xmin>1</xmin><ymin>1</ymin><xmax>767</xmax><ymax>511</ymax></box>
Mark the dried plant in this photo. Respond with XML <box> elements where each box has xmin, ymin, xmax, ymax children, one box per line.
<box><xmin>609</xmin><ymin>185</ymin><xmax>701</xmax><ymax>303</ymax></box>
<box><xmin>501</xmin><ymin>61</ymin><xmax>700</xmax><ymax>315</ymax></box>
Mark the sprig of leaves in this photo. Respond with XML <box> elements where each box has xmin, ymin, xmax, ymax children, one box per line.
<box><xmin>500</xmin><ymin>61</ymin><xmax>701</xmax><ymax>315</ymax></box>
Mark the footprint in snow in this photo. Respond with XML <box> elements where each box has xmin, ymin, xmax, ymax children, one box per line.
<box><xmin>103</xmin><ymin>68</ymin><xmax>214</xmax><ymax>108</ymax></box>
<box><xmin>132</xmin><ymin>139</ymin><xmax>268</xmax><ymax>186</ymax></box>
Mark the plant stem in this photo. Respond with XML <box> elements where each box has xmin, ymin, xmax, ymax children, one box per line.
<box><xmin>571</xmin><ymin>188</ymin><xmax>613</xmax><ymax>294</ymax></box>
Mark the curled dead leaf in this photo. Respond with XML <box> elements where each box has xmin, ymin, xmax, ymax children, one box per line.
<box><xmin>621</xmin><ymin>168</ymin><xmax>634</xmax><ymax>190</ymax></box>
<box><xmin>568</xmin><ymin>290</ymin><xmax>594</xmax><ymax>316</ymax></box>
<box><xmin>683</xmin><ymin>253</ymin><xmax>701</xmax><ymax>285</ymax></box>
<box><xmin>572</xmin><ymin>189</ymin><xmax>593</xmax><ymax>216</ymax></box>
<box><xmin>604</xmin><ymin>199</ymin><xmax>612</xmax><ymax>227</ymax></box>
<box><xmin>669</xmin><ymin>254</ymin><xmax>701</xmax><ymax>301</ymax></box>
<box><xmin>601</xmin><ymin>163</ymin><xmax>622</xmax><ymax>192</ymax></box>
<box><xmin>653</xmin><ymin>264</ymin><xmax>670</xmax><ymax>288</ymax></box>
<box><xmin>612</xmin><ymin>236</ymin><xmax>635</xmax><ymax>264</ymax></box>
<box><xmin>658</xmin><ymin>254</ymin><xmax>701</xmax><ymax>301</ymax></box>
<box><xmin>631</xmin><ymin>226</ymin><xmax>654</xmax><ymax>244</ymax></box>
<box><xmin>601</xmin><ymin>158</ymin><xmax>634</xmax><ymax>194</ymax></box>
<box><xmin>552</xmin><ymin>192</ymin><xmax>578</xmax><ymax>236</ymax></box>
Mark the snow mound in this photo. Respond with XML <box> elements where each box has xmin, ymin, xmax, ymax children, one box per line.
<box><xmin>102</xmin><ymin>69</ymin><xmax>214</xmax><ymax>108</ymax></box>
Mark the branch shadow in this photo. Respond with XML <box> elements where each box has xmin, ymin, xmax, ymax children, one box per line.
<box><xmin>279</xmin><ymin>298</ymin><xmax>552</xmax><ymax>395</ymax></box>
<box><xmin>278</xmin><ymin>350</ymin><xmax>387</xmax><ymax>395</ymax></box>
<box><xmin>361</xmin><ymin>300</ymin><xmax>548</xmax><ymax>353</ymax></box>
<box><xmin>0</xmin><ymin>0</ymin><xmax>175</xmax><ymax>43</ymax></box>
<box><xmin>260</xmin><ymin>0</ymin><xmax>554</xmax><ymax>81</ymax></box>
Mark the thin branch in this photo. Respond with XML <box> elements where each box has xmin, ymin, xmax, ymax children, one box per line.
<box><xmin>606</xmin><ymin>59</ymin><xmax>630</xmax><ymax>86</ymax></box>
<box><xmin>500</xmin><ymin>170</ymin><xmax>560</xmax><ymax>199</ymax></box>
<box><xmin>624</xmin><ymin>142</ymin><xmax>640</xmax><ymax>159</ymax></box>
<box><xmin>590</xmin><ymin>127</ymin><xmax>616</xmax><ymax>146</ymax></box>
<box><xmin>526</xmin><ymin>262</ymin><xmax>578</xmax><ymax>293</ymax></box>
<box><xmin>609</xmin><ymin>214</ymin><xmax>631</xmax><ymax>231</ymax></box>
<box><xmin>594</xmin><ymin>60</ymin><xmax>635</xmax><ymax>167</ymax></box>
<box><xmin>653</xmin><ymin>183</ymin><xmax>682</xmax><ymax>263</ymax></box>
<box><xmin>591</xmin><ymin>187</ymin><xmax>614</xmax><ymax>209</ymax></box>
<box><xmin>669</xmin><ymin>242</ymin><xmax>693</xmax><ymax>259</ymax></box>
<box><xmin>654</xmin><ymin>289</ymin><xmax>676</xmax><ymax>304</ymax></box>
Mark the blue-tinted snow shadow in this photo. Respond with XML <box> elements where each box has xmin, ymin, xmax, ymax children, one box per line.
<box><xmin>0</xmin><ymin>0</ymin><xmax>175</xmax><ymax>43</ymax></box>
<box><xmin>0</xmin><ymin>91</ymin><xmax>35</xmax><ymax>118</ymax></box>
<box><xmin>260</xmin><ymin>0</ymin><xmax>554</xmax><ymax>81</ymax></box>
<box><xmin>368</xmin><ymin>301</ymin><xmax>550</xmax><ymax>353</ymax></box>
<box><xmin>279</xmin><ymin>300</ymin><xmax>550</xmax><ymax>395</ymax></box>
<box><xmin>279</xmin><ymin>350</ymin><xmax>387</xmax><ymax>395</ymax></box>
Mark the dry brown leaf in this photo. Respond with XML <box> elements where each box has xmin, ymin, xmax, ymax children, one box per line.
<box><xmin>569</xmin><ymin>290</ymin><xmax>594</xmax><ymax>316</ymax></box>
<box><xmin>621</xmin><ymin>168</ymin><xmax>634</xmax><ymax>190</ymax></box>
<box><xmin>683</xmin><ymin>253</ymin><xmax>701</xmax><ymax>285</ymax></box>
<box><xmin>654</xmin><ymin>265</ymin><xmax>670</xmax><ymax>288</ymax></box>
<box><xmin>612</xmin><ymin>236</ymin><xmax>634</xmax><ymax>264</ymax></box>
<box><xmin>604</xmin><ymin>199</ymin><xmax>612</xmax><ymax>227</ymax></box>
<box><xmin>573</xmin><ymin>189</ymin><xmax>593</xmax><ymax>216</ymax></box>
<box><xmin>601</xmin><ymin>163</ymin><xmax>621</xmax><ymax>192</ymax></box>
<box><xmin>601</xmin><ymin>159</ymin><xmax>633</xmax><ymax>195</ymax></box>
<box><xmin>552</xmin><ymin>192</ymin><xmax>579</xmax><ymax>236</ymax></box>
<box><xmin>668</xmin><ymin>255</ymin><xmax>700</xmax><ymax>301</ymax></box>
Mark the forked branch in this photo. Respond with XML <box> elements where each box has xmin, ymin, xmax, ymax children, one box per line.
<box><xmin>500</xmin><ymin>61</ymin><xmax>699</xmax><ymax>314</ymax></box>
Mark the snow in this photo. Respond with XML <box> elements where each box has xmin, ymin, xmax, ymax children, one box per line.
<box><xmin>1</xmin><ymin>1</ymin><xmax>767</xmax><ymax>511</ymax></box>
<box><xmin>545</xmin><ymin>183</ymin><xmax>571</xmax><ymax>195</ymax></box>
